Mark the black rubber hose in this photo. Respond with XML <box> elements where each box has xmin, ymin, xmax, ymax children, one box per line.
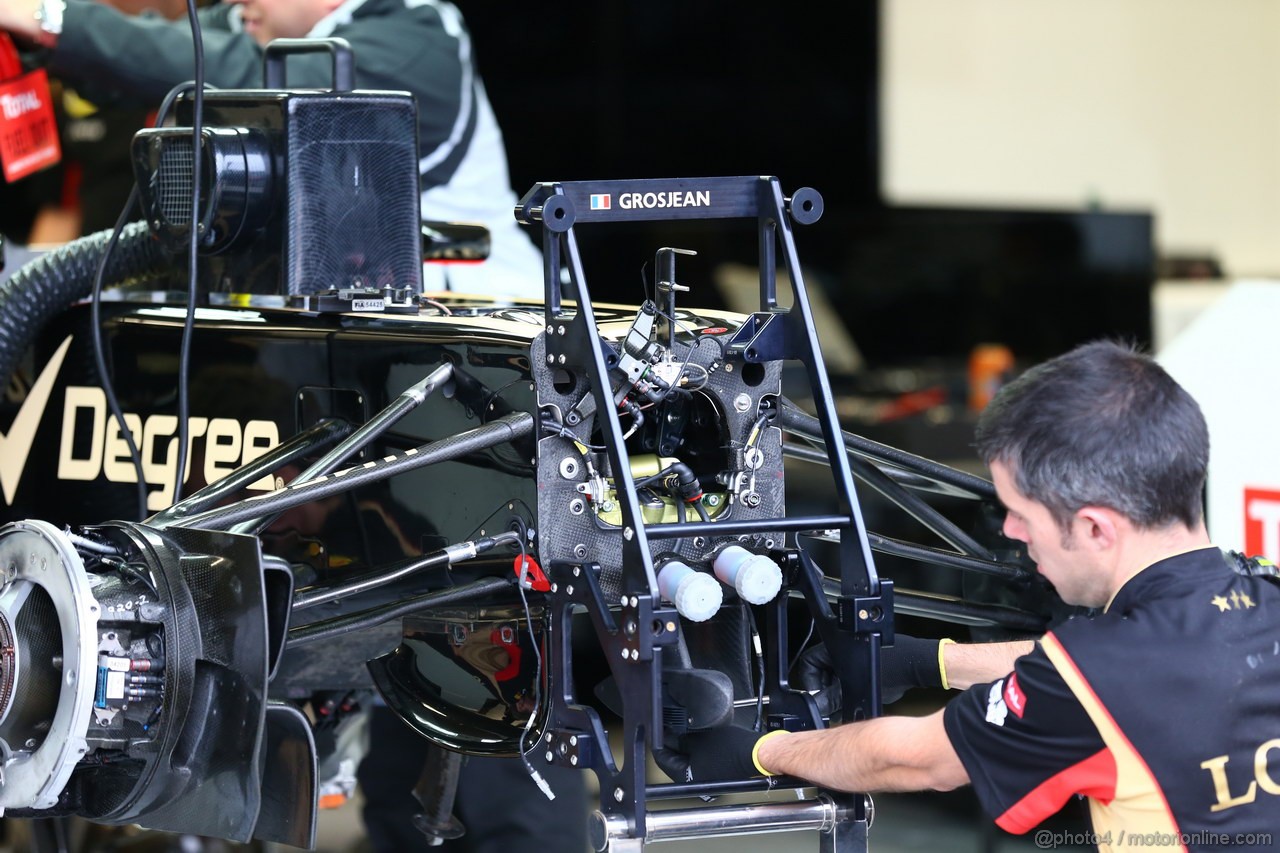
<box><xmin>0</xmin><ymin>222</ymin><xmax>170</xmax><ymax>387</ymax></box>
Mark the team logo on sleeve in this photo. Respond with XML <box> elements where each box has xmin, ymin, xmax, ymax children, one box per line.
<box><xmin>985</xmin><ymin>680</ymin><xmax>1009</xmax><ymax>726</ymax></box>
<box><xmin>1003</xmin><ymin>673</ymin><xmax>1026</xmax><ymax>719</ymax></box>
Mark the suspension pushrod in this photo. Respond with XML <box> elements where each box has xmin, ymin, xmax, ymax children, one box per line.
<box><xmin>787</xmin><ymin>437</ymin><xmax>996</xmax><ymax>558</ymax></box>
<box><xmin>892</xmin><ymin>587</ymin><xmax>1048</xmax><ymax>633</ymax></box>
<box><xmin>148</xmin><ymin>417</ymin><xmax>352</xmax><ymax>528</ymax></box>
<box><xmin>168</xmin><ymin>413</ymin><xmax>532</xmax><ymax>531</ymax></box>
<box><xmin>783</xmin><ymin>442</ymin><xmax>974</xmax><ymax>498</ymax></box>
<box><xmin>846</xmin><ymin>450</ymin><xmax>994</xmax><ymax>560</ymax></box>
<box><xmin>231</xmin><ymin>363</ymin><xmax>455</xmax><ymax>536</ymax></box>
<box><xmin>809</xmin><ymin>529</ymin><xmax>1028</xmax><ymax>581</ymax></box>
<box><xmin>778</xmin><ymin>403</ymin><xmax>996</xmax><ymax>500</ymax></box>
<box><xmin>867</xmin><ymin>532</ymin><xmax>1027</xmax><ymax>580</ymax></box>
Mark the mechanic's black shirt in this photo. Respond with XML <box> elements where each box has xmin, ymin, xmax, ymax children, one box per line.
<box><xmin>944</xmin><ymin>547</ymin><xmax>1280</xmax><ymax>851</ymax></box>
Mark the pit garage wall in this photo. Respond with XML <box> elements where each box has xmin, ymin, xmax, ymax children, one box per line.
<box><xmin>883</xmin><ymin>0</ymin><xmax>1280</xmax><ymax>279</ymax></box>
<box><xmin>1157</xmin><ymin>280</ymin><xmax>1280</xmax><ymax>561</ymax></box>
<box><xmin>887</xmin><ymin>0</ymin><xmax>1280</xmax><ymax>558</ymax></box>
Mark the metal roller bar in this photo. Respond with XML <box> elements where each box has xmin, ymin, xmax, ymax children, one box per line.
<box><xmin>589</xmin><ymin>796</ymin><xmax>854</xmax><ymax>850</ymax></box>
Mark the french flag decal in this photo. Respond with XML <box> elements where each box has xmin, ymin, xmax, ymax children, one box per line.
<box><xmin>590</xmin><ymin>194</ymin><xmax>611</xmax><ymax>210</ymax></box>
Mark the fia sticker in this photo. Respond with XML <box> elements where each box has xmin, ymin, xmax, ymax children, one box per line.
<box><xmin>0</xmin><ymin>68</ymin><xmax>61</xmax><ymax>182</ymax></box>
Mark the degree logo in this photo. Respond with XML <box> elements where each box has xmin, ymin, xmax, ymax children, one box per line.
<box><xmin>589</xmin><ymin>194</ymin><xmax>611</xmax><ymax>210</ymax></box>
<box><xmin>0</xmin><ymin>335</ymin><xmax>72</xmax><ymax>505</ymax></box>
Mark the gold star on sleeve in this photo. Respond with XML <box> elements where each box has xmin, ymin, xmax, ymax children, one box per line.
<box><xmin>1211</xmin><ymin>595</ymin><xmax>1231</xmax><ymax>612</ymax></box>
<box><xmin>1231</xmin><ymin>590</ymin><xmax>1241</xmax><ymax>608</ymax></box>
<box><xmin>1239</xmin><ymin>593</ymin><xmax>1256</xmax><ymax>609</ymax></box>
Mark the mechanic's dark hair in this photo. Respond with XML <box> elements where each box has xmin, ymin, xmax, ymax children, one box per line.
<box><xmin>974</xmin><ymin>339</ymin><xmax>1208</xmax><ymax>531</ymax></box>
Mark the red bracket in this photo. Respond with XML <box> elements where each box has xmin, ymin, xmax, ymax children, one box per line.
<box><xmin>513</xmin><ymin>554</ymin><xmax>550</xmax><ymax>592</ymax></box>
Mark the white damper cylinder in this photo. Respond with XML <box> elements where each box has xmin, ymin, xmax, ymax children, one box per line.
<box><xmin>656</xmin><ymin>560</ymin><xmax>723</xmax><ymax>622</ymax></box>
<box><xmin>713</xmin><ymin>545</ymin><xmax>782</xmax><ymax>605</ymax></box>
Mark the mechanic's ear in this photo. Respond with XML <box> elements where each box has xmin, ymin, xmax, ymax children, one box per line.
<box><xmin>1075</xmin><ymin>506</ymin><xmax>1119</xmax><ymax>551</ymax></box>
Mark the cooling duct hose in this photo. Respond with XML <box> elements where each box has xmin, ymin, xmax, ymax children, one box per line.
<box><xmin>0</xmin><ymin>222</ymin><xmax>171</xmax><ymax>387</ymax></box>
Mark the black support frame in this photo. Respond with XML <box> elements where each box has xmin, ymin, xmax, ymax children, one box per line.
<box><xmin>516</xmin><ymin>177</ymin><xmax>887</xmax><ymax>850</ymax></box>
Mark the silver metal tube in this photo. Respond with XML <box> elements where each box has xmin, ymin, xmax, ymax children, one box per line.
<box><xmin>230</xmin><ymin>362</ymin><xmax>454</xmax><ymax>536</ymax></box>
<box><xmin>590</xmin><ymin>796</ymin><xmax>851</xmax><ymax>850</ymax></box>
<box><xmin>291</xmin><ymin>530</ymin><xmax>519</xmax><ymax>611</ymax></box>
<box><xmin>297</xmin><ymin>362</ymin><xmax>456</xmax><ymax>486</ymax></box>
<box><xmin>171</xmin><ymin>413</ymin><xmax>531</xmax><ymax>531</ymax></box>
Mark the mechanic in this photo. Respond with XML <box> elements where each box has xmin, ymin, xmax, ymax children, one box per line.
<box><xmin>666</xmin><ymin>340</ymin><xmax>1280</xmax><ymax>849</ymax></box>
<box><xmin>0</xmin><ymin>0</ymin><xmax>543</xmax><ymax>296</ymax></box>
